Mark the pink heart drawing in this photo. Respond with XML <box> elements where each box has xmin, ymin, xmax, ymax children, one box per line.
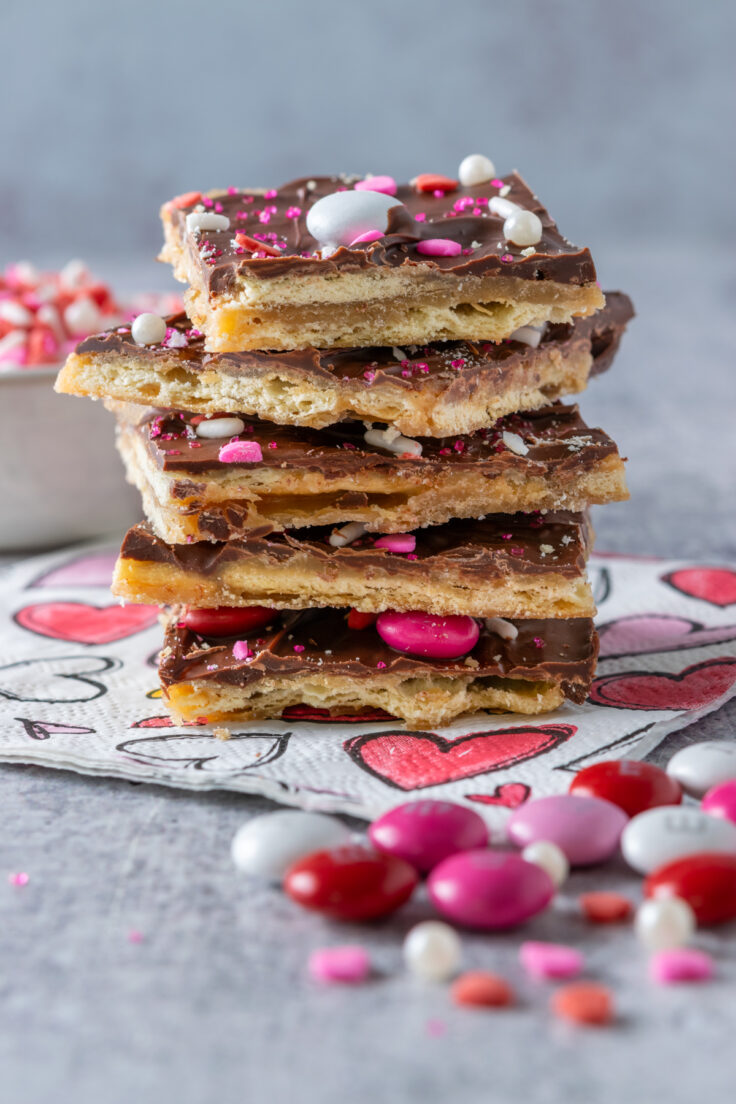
<box><xmin>598</xmin><ymin>614</ymin><xmax>736</xmax><ymax>659</ymax></box>
<box><xmin>466</xmin><ymin>783</ymin><xmax>531</xmax><ymax>809</ymax></box>
<box><xmin>15</xmin><ymin>602</ymin><xmax>158</xmax><ymax>645</ymax></box>
<box><xmin>663</xmin><ymin>567</ymin><xmax>736</xmax><ymax>608</ymax></box>
<box><xmin>589</xmin><ymin>658</ymin><xmax>736</xmax><ymax>711</ymax></box>
<box><xmin>28</xmin><ymin>552</ymin><xmax>118</xmax><ymax>589</ymax></box>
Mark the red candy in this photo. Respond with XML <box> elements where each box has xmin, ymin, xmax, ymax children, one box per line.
<box><xmin>644</xmin><ymin>851</ymin><xmax>736</xmax><ymax>925</ymax></box>
<box><xmin>569</xmin><ymin>759</ymin><xmax>682</xmax><ymax>817</ymax></box>
<box><xmin>284</xmin><ymin>844</ymin><xmax>419</xmax><ymax>921</ymax></box>
<box><xmin>413</xmin><ymin>174</ymin><xmax>459</xmax><ymax>195</ymax></box>
<box><xmin>347</xmin><ymin>609</ymin><xmax>378</xmax><ymax>631</ymax></box>
<box><xmin>171</xmin><ymin>191</ymin><xmax>202</xmax><ymax>209</ymax></box>
<box><xmin>184</xmin><ymin>605</ymin><xmax>277</xmax><ymax>637</ymax></box>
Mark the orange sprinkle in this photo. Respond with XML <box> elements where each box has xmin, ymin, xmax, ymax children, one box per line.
<box><xmin>451</xmin><ymin>971</ymin><xmax>514</xmax><ymax>1008</ymax></box>
<box><xmin>551</xmin><ymin>982</ymin><xmax>614</xmax><ymax>1026</ymax></box>
<box><xmin>580</xmin><ymin>891</ymin><xmax>633</xmax><ymax>924</ymax></box>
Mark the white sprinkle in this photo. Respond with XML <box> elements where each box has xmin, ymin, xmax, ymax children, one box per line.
<box><xmin>306</xmin><ymin>180</ymin><xmax>317</xmax><ymax>191</ymax></box>
<box><xmin>540</xmin><ymin>544</ymin><xmax>554</xmax><ymax>556</ymax></box>
<box><xmin>364</xmin><ymin>427</ymin><xmax>422</xmax><ymax>456</ymax></box>
<box><xmin>470</xmin><ymin>240</ymin><xmax>482</xmax><ymax>249</ymax></box>
<box><xmin>499</xmin><ymin>184</ymin><xmax>511</xmax><ymax>198</ymax></box>
<box><xmin>186</xmin><ymin>211</ymin><xmax>230</xmax><ymax>234</ymax></box>
<box><xmin>131</xmin><ymin>313</ymin><xmax>167</xmax><ymax>346</ymax></box>
<box><xmin>328</xmin><ymin>522</ymin><xmax>366</xmax><ymax>548</ymax></box>
<box><xmin>561</xmin><ymin>535</ymin><xmax>573</xmax><ymax>545</ymax></box>
<box><xmin>196</xmin><ymin>416</ymin><xmax>246</xmax><ymax>439</ymax></box>
<box><xmin>392</xmin><ymin>347</ymin><xmax>407</xmax><ymax>361</ymax></box>
<box><xmin>164</xmin><ymin>329</ymin><xmax>188</xmax><ymax>349</ymax></box>
<box><xmin>485</xmin><ymin>617</ymin><xmax>519</xmax><ymax>641</ymax></box>
<box><xmin>489</xmin><ymin>196</ymin><xmax>519</xmax><ymax>220</ymax></box>
<box><xmin>501</xmin><ymin>431</ymin><xmax>529</xmax><ymax>456</ymax></box>
<box><xmin>521</xmin><ymin>246</ymin><xmax>537</xmax><ymax>257</ymax></box>
<box><xmin>509</xmin><ymin>324</ymin><xmax>546</xmax><ymax>348</ymax></box>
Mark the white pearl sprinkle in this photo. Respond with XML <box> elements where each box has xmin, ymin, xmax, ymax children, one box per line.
<box><xmin>131</xmin><ymin>313</ymin><xmax>168</xmax><ymax>346</ymax></box>
<box><xmin>635</xmin><ymin>897</ymin><xmax>696</xmax><ymax>951</ymax></box>
<box><xmin>185</xmin><ymin>211</ymin><xmax>230</xmax><ymax>234</ymax></box>
<box><xmin>196</xmin><ymin>416</ymin><xmax>246</xmax><ymax>439</ymax></box>
<box><xmin>503</xmin><ymin>209</ymin><xmax>543</xmax><ymax>247</ymax></box>
<box><xmin>403</xmin><ymin>921</ymin><xmax>462</xmax><ymax>982</ymax></box>
<box><xmin>509</xmin><ymin>324</ymin><xmax>546</xmax><ymax>348</ymax></box>
<box><xmin>458</xmin><ymin>153</ymin><xmax>496</xmax><ymax>187</ymax></box>
<box><xmin>328</xmin><ymin>522</ymin><xmax>366</xmax><ymax>548</ymax></box>
<box><xmin>522</xmin><ymin>840</ymin><xmax>569</xmax><ymax>888</ymax></box>
<box><xmin>501</xmin><ymin>430</ymin><xmax>529</xmax><ymax>456</ymax></box>
<box><xmin>364</xmin><ymin>427</ymin><xmax>422</xmax><ymax>457</ymax></box>
<box><xmin>485</xmin><ymin>617</ymin><xmax>519</xmax><ymax>642</ymax></box>
<box><xmin>489</xmin><ymin>196</ymin><xmax>519</xmax><ymax>220</ymax></box>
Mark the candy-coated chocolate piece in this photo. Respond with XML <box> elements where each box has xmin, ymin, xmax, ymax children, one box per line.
<box><xmin>427</xmin><ymin>850</ymin><xmax>554</xmax><ymax>930</ymax></box>
<box><xmin>284</xmin><ymin>844</ymin><xmax>419</xmax><ymax>921</ymax></box>
<box><xmin>369</xmin><ymin>800</ymin><xmax>489</xmax><ymax>873</ymax></box>
<box><xmin>346</xmin><ymin>609</ymin><xmax>377</xmax><ymax>631</ymax></box>
<box><xmin>634</xmin><ymin>897</ymin><xmax>695</xmax><ymax>951</ymax></box>
<box><xmin>579</xmin><ymin>891</ymin><xmax>632</xmax><ymax>924</ymax></box>
<box><xmin>354</xmin><ymin>175</ymin><xmax>397</xmax><ymax>197</ymax></box>
<box><xmin>231</xmin><ymin>810</ymin><xmax>351</xmax><ymax>882</ymax></box>
<box><xmin>373</xmin><ymin>534</ymin><xmax>416</xmax><ymax>553</ymax></box>
<box><xmin>569</xmin><ymin>759</ymin><xmax>682</xmax><ymax>817</ymax></box>
<box><xmin>308</xmin><ymin>945</ymin><xmax>371</xmax><ymax>984</ymax></box>
<box><xmin>621</xmin><ymin>805</ymin><xmax>736</xmax><ymax>874</ymax></box>
<box><xmin>306</xmin><ymin>189</ymin><xmax>400</xmax><ymax>249</ymax></box>
<box><xmin>551</xmin><ymin>983</ymin><xmax>614</xmax><ymax>1026</ymax></box>
<box><xmin>402</xmin><ymin>921</ymin><xmax>462</xmax><ymax>981</ymax></box>
<box><xmin>458</xmin><ymin>154</ymin><xmax>496</xmax><ymax>187</ymax></box>
<box><xmin>416</xmin><ymin>239</ymin><xmax>463</xmax><ymax>257</ymax></box>
<box><xmin>644</xmin><ymin>851</ymin><xmax>736</xmax><ymax>924</ymax></box>
<box><xmin>506</xmin><ymin>794</ymin><xmax>627</xmax><ymax>866</ymax></box>
<box><xmin>520</xmin><ymin>941</ymin><xmax>584</xmax><ymax>980</ymax></box>
<box><xmin>666</xmin><ymin>740</ymin><xmax>736</xmax><ymax>797</ymax></box>
<box><xmin>451</xmin><ymin>971</ymin><xmax>514</xmax><ymax>1008</ymax></box>
<box><xmin>649</xmin><ymin>948</ymin><xmax>714</xmax><ymax>985</ymax></box>
<box><xmin>184</xmin><ymin>605</ymin><xmax>276</xmax><ymax>637</ymax></box>
<box><xmin>375</xmin><ymin>611</ymin><xmax>480</xmax><ymax>660</ymax></box>
<box><xmin>701</xmin><ymin>779</ymin><xmax>736</xmax><ymax>823</ymax></box>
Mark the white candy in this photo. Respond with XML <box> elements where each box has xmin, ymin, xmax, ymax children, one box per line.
<box><xmin>667</xmin><ymin>741</ymin><xmax>736</xmax><ymax>797</ymax></box>
<box><xmin>59</xmin><ymin>258</ymin><xmax>89</xmax><ymax>289</ymax></box>
<box><xmin>485</xmin><ymin>617</ymin><xmax>519</xmax><ymax>642</ymax></box>
<box><xmin>63</xmin><ymin>296</ymin><xmax>101</xmax><ymax>336</ymax></box>
<box><xmin>0</xmin><ymin>300</ymin><xmax>33</xmax><ymax>327</ymax></box>
<box><xmin>131</xmin><ymin>312</ymin><xmax>168</xmax><ymax>346</ymax></box>
<box><xmin>11</xmin><ymin>261</ymin><xmax>39</xmax><ymax>285</ymax></box>
<box><xmin>185</xmin><ymin>211</ymin><xmax>230</xmax><ymax>234</ymax></box>
<box><xmin>458</xmin><ymin>154</ymin><xmax>496</xmax><ymax>188</ymax></box>
<box><xmin>0</xmin><ymin>331</ymin><xmax>27</xmax><ymax>358</ymax></box>
<box><xmin>328</xmin><ymin>522</ymin><xmax>366</xmax><ymax>548</ymax></box>
<box><xmin>364</xmin><ymin>427</ymin><xmax>422</xmax><ymax>457</ymax></box>
<box><xmin>621</xmin><ymin>805</ymin><xmax>736</xmax><ymax>874</ymax></box>
<box><xmin>196</xmin><ymin>416</ymin><xmax>246</xmax><ymax>439</ymax></box>
<box><xmin>635</xmin><ymin>897</ymin><xmax>695</xmax><ymax>951</ymax></box>
<box><xmin>403</xmin><ymin>921</ymin><xmax>462</xmax><ymax>982</ymax></box>
<box><xmin>230</xmin><ymin>810</ymin><xmax>351</xmax><ymax>882</ymax></box>
<box><xmin>509</xmin><ymin>324</ymin><xmax>546</xmax><ymax>348</ymax></box>
<box><xmin>306</xmin><ymin>189</ymin><xmax>400</xmax><ymax>250</ymax></box>
<box><xmin>503</xmin><ymin>210</ymin><xmax>543</xmax><ymax>247</ymax></box>
<box><xmin>489</xmin><ymin>196</ymin><xmax>519</xmax><ymax>220</ymax></box>
<box><xmin>522</xmin><ymin>840</ymin><xmax>569</xmax><ymax>888</ymax></box>
<box><xmin>501</xmin><ymin>431</ymin><xmax>529</xmax><ymax>456</ymax></box>
<box><xmin>37</xmin><ymin>304</ymin><xmax>65</xmax><ymax>341</ymax></box>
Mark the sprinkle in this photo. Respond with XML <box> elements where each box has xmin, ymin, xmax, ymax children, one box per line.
<box><xmin>414</xmin><ymin>212</ymin><xmax>426</xmax><ymax>222</ymax></box>
<box><xmin>233</xmin><ymin>640</ymin><xmax>252</xmax><ymax>661</ymax></box>
<box><xmin>218</xmin><ymin>440</ymin><xmax>263</xmax><ymax>463</ymax></box>
<box><xmin>425</xmin><ymin>1019</ymin><xmax>446</xmax><ymax>1037</ymax></box>
<box><xmin>128</xmin><ymin>929</ymin><xmax>144</xmax><ymax>944</ymax></box>
<box><xmin>501</xmin><ymin>430</ymin><xmax>529</xmax><ymax>456</ymax></box>
<box><xmin>453</xmin><ymin>440</ymin><xmax>465</xmax><ymax>453</ymax></box>
<box><xmin>485</xmin><ymin>617</ymin><xmax>518</xmax><ymax>641</ymax></box>
<box><xmin>450</xmin><ymin>358</ymin><xmax>466</xmax><ymax>369</ymax></box>
<box><xmin>8</xmin><ymin>872</ymin><xmax>29</xmax><ymax>886</ymax></box>
<box><xmin>416</xmin><ymin>239</ymin><xmax>463</xmax><ymax>257</ymax></box>
<box><xmin>650</xmin><ymin>949</ymin><xmax>714</xmax><ymax>985</ymax></box>
<box><xmin>293</xmin><ymin>644</ymin><xmax>305</xmax><ymax>653</ymax></box>
<box><xmin>264</xmin><ymin>189</ymin><xmax>278</xmax><ymax>199</ymax></box>
<box><xmin>329</xmin><ymin>522</ymin><xmax>366</xmax><ymax>548</ymax></box>
<box><xmin>520</xmin><ymin>941</ymin><xmax>584</xmax><ymax>981</ymax></box>
<box><xmin>376</xmin><ymin>661</ymin><xmax>387</xmax><ymax>669</ymax></box>
<box><xmin>406</xmin><ymin>553</ymin><xmax>418</xmax><ymax>561</ymax></box>
<box><xmin>268</xmin><ymin>441</ymin><xmax>278</xmax><ymax>449</ymax></box>
<box><xmin>500</xmin><ymin>253</ymin><xmax>514</xmax><ymax>263</ymax></box>
<box><xmin>532</xmin><ymin>637</ymin><xmax>545</xmax><ymax>648</ymax></box>
<box><xmin>285</xmin><ymin>206</ymin><xmax>301</xmax><ymax>218</ymax></box>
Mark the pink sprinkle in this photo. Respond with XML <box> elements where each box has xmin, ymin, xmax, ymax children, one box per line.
<box><xmin>363</xmin><ymin>369</ymin><xmax>376</xmax><ymax>383</ymax></box>
<box><xmin>500</xmin><ymin>253</ymin><xmax>514</xmax><ymax>263</ymax></box>
<box><xmin>268</xmin><ymin>441</ymin><xmax>278</xmax><ymax>449</ymax></box>
<box><xmin>285</xmin><ymin>206</ymin><xmax>302</xmax><ymax>219</ymax></box>
<box><xmin>227</xmin><ymin>186</ymin><xmax>238</xmax><ymax>195</ymax></box>
<box><xmin>308</xmin><ymin>945</ymin><xmax>371</xmax><ymax>985</ymax></box>
<box><xmin>406</xmin><ymin>553</ymin><xmax>418</xmax><ymax>561</ymax></box>
<box><xmin>354</xmin><ymin>175</ymin><xmax>397</xmax><ymax>197</ymax></box>
<box><xmin>510</xmin><ymin>546</ymin><xmax>525</xmax><ymax>556</ymax></box>
<box><xmin>218</xmin><ymin>440</ymin><xmax>263</xmax><ymax>464</ymax></box>
<box><xmin>439</xmin><ymin>447</ymin><xmax>451</xmax><ymax>455</ymax></box>
<box><xmin>491</xmin><ymin>178</ymin><xmax>504</xmax><ymax>188</ymax></box>
<box><xmin>233</xmin><ymin>640</ymin><xmax>252</xmax><ymax>661</ymax></box>
<box><xmin>376</xmin><ymin>661</ymin><xmax>387</xmax><ymax>669</ymax></box>
<box><xmin>650</xmin><ymin>949</ymin><xmax>714</xmax><ymax>985</ymax></box>
<box><xmin>293</xmin><ymin>644</ymin><xmax>305</xmax><ymax>653</ymax></box>
<box><xmin>414</xmin><ymin>213</ymin><xmax>426</xmax><ymax>222</ymax></box>
<box><xmin>8</xmin><ymin>872</ymin><xmax>29</xmax><ymax>886</ymax></box>
<box><xmin>416</xmin><ymin>238</ymin><xmax>463</xmax><ymax>257</ymax></box>
<box><xmin>128</xmin><ymin>929</ymin><xmax>144</xmax><ymax>944</ymax></box>
<box><xmin>264</xmin><ymin>189</ymin><xmax>278</xmax><ymax>199</ymax></box>
<box><xmin>202</xmin><ymin>196</ymin><xmax>214</xmax><ymax>208</ymax></box>
<box><xmin>520</xmin><ymin>941</ymin><xmax>584</xmax><ymax>981</ymax></box>
<box><xmin>453</xmin><ymin>440</ymin><xmax>465</xmax><ymax>453</ymax></box>
<box><xmin>374</xmin><ymin>534</ymin><xmax>416</xmax><ymax>553</ymax></box>
<box><xmin>425</xmin><ymin>1019</ymin><xmax>447</xmax><ymax>1037</ymax></box>
<box><xmin>533</xmin><ymin>637</ymin><xmax>545</xmax><ymax>648</ymax></box>
<box><xmin>450</xmin><ymin>358</ymin><xmax>466</xmax><ymax>369</ymax></box>
<box><xmin>350</xmin><ymin>230</ymin><xmax>384</xmax><ymax>246</ymax></box>
<box><xmin>501</xmin><ymin>533</ymin><xmax>512</xmax><ymax>540</ymax></box>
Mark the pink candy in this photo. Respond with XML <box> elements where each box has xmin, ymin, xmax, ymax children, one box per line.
<box><xmin>218</xmin><ymin>440</ymin><xmax>263</xmax><ymax>464</ymax></box>
<box><xmin>369</xmin><ymin>799</ymin><xmax>489</xmax><ymax>872</ymax></box>
<box><xmin>350</xmin><ymin>230</ymin><xmax>384</xmax><ymax>246</ymax></box>
<box><xmin>649</xmin><ymin>948</ymin><xmax>714</xmax><ymax>985</ymax></box>
<box><xmin>376</xmin><ymin>611</ymin><xmax>479</xmax><ymax>659</ymax></box>
<box><xmin>354</xmin><ymin>176</ymin><xmax>398</xmax><ymax>197</ymax></box>
<box><xmin>701</xmin><ymin>779</ymin><xmax>736</xmax><ymax>824</ymax></box>
<box><xmin>416</xmin><ymin>239</ymin><xmax>463</xmax><ymax>257</ymax></box>
<box><xmin>308</xmin><ymin>945</ymin><xmax>371</xmax><ymax>984</ymax></box>
<box><xmin>520</xmin><ymin>941</ymin><xmax>584</xmax><ymax>980</ymax></box>
<box><xmin>428</xmin><ymin>851</ymin><xmax>555</xmax><ymax>930</ymax></box>
<box><xmin>374</xmin><ymin>534</ymin><xmax>416</xmax><ymax>553</ymax></box>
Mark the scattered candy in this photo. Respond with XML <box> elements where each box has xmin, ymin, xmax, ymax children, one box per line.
<box><xmin>375</xmin><ymin>611</ymin><xmax>480</xmax><ymax>660</ymax></box>
<box><xmin>503</xmin><ymin>209</ymin><xmax>543</xmax><ymax>247</ymax></box>
<box><xmin>218</xmin><ymin>440</ymin><xmax>263</xmax><ymax>463</ymax></box>
<box><xmin>184</xmin><ymin>605</ymin><xmax>275</xmax><ymax>636</ymax></box>
<box><xmin>195</xmin><ymin>416</ymin><xmax>246</xmax><ymax>439</ymax></box>
<box><xmin>506</xmin><ymin>794</ymin><xmax>628</xmax><ymax>866</ymax></box>
<box><xmin>329</xmin><ymin>522</ymin><xmax>366</xmax><ymax>548</ymax></box>
<box><xmin>521</xmin><ymin>840</ymin><xmax>569</xmax><ymax>888</ymax></box>
<box><xmin>579</xmin><ymin>891</ymin><xmax>632</xmax><ymax>924</ymax></box>
<box><xmin>634</xmin><ymin>897</ymin><xmax>696</xmax><ymax>951</ymax></box>
<box><xmin>308</xmin><ymin>945</ymin><xmax>371</xmax><ymax>985</ymax></box>
<box><xmin>368</xmin><ymin>800</ymin><xmax>489</xmax><ymax>872</ymax></box>
<box><xmin>509</xmin><ymin>324</ymin><xmax>546</xmax><ymax>347</ymax></box>
<box><xmin>488</xmin><ymin>196</ymin><xmax>519</xmax><ymax>220</ymax></box>
<box><xmin>231</xmin><ymin>811</ymin><xmax>351</xmax><ymax>882</ymax></box>
<box><xmin>403</xmin><ymin>921</ymin><xmax>462</xmax><ymax>981</ymax></box>
<box><xmin>427</xmin><ymin>850</ymin><xmax>554</xmax><ymax>930</ymax></box>
<box><xmin>666</xmin><ymin>740</ymin><xmax>736</xmax><ymax>797</ymax></box>
<box><xmin>131</xmin><ymin>313</ymin><xmax>167</xmax><ymax>346</ymax></box>
<box><xmin>185</xmin><ymin>211</ymin><xmax>230</xmax><ymax>233</ymax></box>
<box><xmin>412</xmin><ymin>174</ymin><xmax>458</xmax><ymax>194</ymax></box>
<box><xmin>306</xmin><ymin>190</ymin><xmax>400</xmax><ymax>250</ymax></box>
<box><xmin>415</xmin><ymin>239</ymin><xmax>463</xmax><ymax>257</ymax></box>
<box><xmin>620</xmin><ymin>805</ymin><xmax>736</xmax><ymax>874</ymax></box>
<box><xmin>649</xmin><ymin>948</ymin><xmax>714</xmax><ymax>985</ymax></box>
<box><xmin>284</xmin><ymin>844</ymin><xmax>418</xmax><ymax>921</ymax></box>
<box><xmin>354</xmin><ymin>175</ymin><xmax>397</xmax><ymax>197</ymax></box>
<box><xmin>457</xmin><ymin>154</ymin><xmax>496</xmax><ymax>187</ymax></box>
<box><xmin>551</xmin><ymin>982</ymin><xmax>614</xmax><ymax>1026</ymax></box>
<box><xmin>346</xmin><ymin>609</ymin><xmax>377</xmax><ymax>631</ymax></box>
<box><xmin>701</xmin><ymin>778</ymin><xmax>736</xmax><ymax>823</ymax></box>
<box><xmin>451</xmin><ymin>970</ymin><xmax>514</xmax><ymax>1008</ymax></box>
<box><xmin>373</xmin><ymin>534</ymin><xmax>417</xmax><ymax>553</ymax></box>
<box><xmin>569</xmin><ymin>759</ymin><xmax>682</xmax><ymax>818</ymax></box>
<box><xmin>520</xmin><ymin>941</ymin><xmax>584</xmax><ymax>981</ymax></box>
<box><xmin>364</xmin><ymin>425</ymin><xmax>422</xmax><ymax>456</ymax></box>
<box><xmin>644</xmin><ymin>851</ymin><xmax>736</xmax><ymax>925</ymax></box>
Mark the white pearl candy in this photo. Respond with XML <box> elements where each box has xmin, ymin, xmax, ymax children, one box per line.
<box><xmin>131</xmin><ymin>313</ymin><xmax>168</xmax><ymax>346</ymax></box>
<box><xmin>667</xmin><ymin>741</ymin><xmax>736</xmax><ymax>797</ymax></box>
<box><xmin>196</xmin><ymin>416</ymin><xmax>246</xmax><ymax>439</ymax></box>
<box><xmin>230</xmin><ymin>810</ymin><xmax>351</xmax><ymax>882</ymax></box>
<box><xmin>458</xmin><ymin>154</ymin><xmax>496</xmax><ymax>187</ymax></box>
<box><xmin>306</xmin><ymin>189</ymin><xmax>399</xmax><ymax>250</ymax></box>
<box><xmin>521</xmin><ymin>840</ymin><xmax>569</xmax><ymax>888</ymax></box>
<box><xmin>635</xmin><ymin>897</ymin><xmax>696</xmax><ymax>951</ymax></box>
<box><xmin>185</xmin><ymin>211</ymin><xmax>230</xmax><ymax>234</ymax></box>
<box><xmin>503</xmin><ymin>209</ymin><xmax>543</xmax><ymax>247</ymax></box>
<box><xmin>403</xmin><ymin>921</ymin><xmax>462</xmax><ymax>982</ymax></box>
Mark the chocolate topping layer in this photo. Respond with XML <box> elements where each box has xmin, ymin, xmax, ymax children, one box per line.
<box><xmin>160</xmin><ymin>608</ymin><xmax>598</xmax><ymax>704</ymax></box>
<box><xmin>77</xmin><ymin>292</ymin><xmax>633</xmax><ymax>393</ymax></box>
<box><xmin>164</xmin><ymin>173</ymin><xmax>598</xmax><ymax>293</ymax></box>
<box><xmin>121</xmin><ymin>511</ymin><xmax>590</xmax><ymax>582</ymax></box>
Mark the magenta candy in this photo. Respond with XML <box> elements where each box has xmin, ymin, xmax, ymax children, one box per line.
<box><xmin>427</xmin><ymin>850</ymin><xmax>555</xmax><ymax>930</ymax></box>
<box><xmin>506</xmin><ymin>794</ymin><xmax>628</xmax><ymax>866</ymax></box>
<box><xmin>701</xmin><ymin>779</ymin><xmax>736</xmax><ymax>824</ymax></box>
<box><xmin>416</xmin><ymin>238</ymin><xmax>463</xmax><ymax>257</ymax></box>
<box><xmin>376</xmin><ymin>611</ymin><xmax>479</xmax><ymax>659</ymax></box>
<box><xmin>218</xmin><ymin>439</ymin><xmax>263</xmax><ymax>463</ymax></box>
<box><xmin>373</xmin><ymin>534</ymin><xmax>416</xmax><ymax>553</ymax></box>
<box><xmin>520</xmin><ymin>941</ymin><xmax>584</xmax><ymax>980</ymax></box>
<box><xmin>354</xmin><ymin>175</ymin><xmax>397</xmax><ymax>197</ymax></box>
<box><xmin>649</xmin><ymin>948</ymin><xmax>714</xmax><ymax>985</ymax></box>
<box><xmin>350</xmin><ymin>230</ymin><xmax>384</xmax><ymax>246</ymax></box>
<box><xmin>369</xmin><ymin>800</ymin><xmax>489</xmax><ymax>873</ymax></box>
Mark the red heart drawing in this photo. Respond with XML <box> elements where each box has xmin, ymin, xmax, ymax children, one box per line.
<box><xmin>466</xmin><ymin>783</ymin><xmax>531</xmax><ymax>808</ymax></box>
<box><xmin>663</xmin><ymin>567</ymin><xmax>736</xmax><ymax>608</ymax></box>
<box><xmin>132</xmin><ymin>715</ymin><xmax>202</xmax><ymax>728</ymax></box>
<box><xmin>282</xmin><ymin>704</ymin><xmax>395</xmax><ymax>724</ymax></box>
<box><xmin>344</xmin><ymin>724</ymin><xmax>575</xmax><ymax>791</ymax></box>
<box><xmin>589</xmin><ymin>658</ymin><xmax>736</xmax><ymax>711</ymax></box>
<box><xmin>14</xmin><ymin>602</ymin><xmax>158</xmax><ymax>645</ymax></box>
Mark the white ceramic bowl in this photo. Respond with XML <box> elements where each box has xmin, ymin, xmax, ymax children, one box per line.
<box><xmin>1</xmin><ymin>366</ymin><xmax>142</xmax><ymax>551</ymax></box>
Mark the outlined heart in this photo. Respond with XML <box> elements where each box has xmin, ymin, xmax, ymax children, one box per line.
<box><xmin>589</xmin><ymin>657</ymin><xmax>736</xmax><ymax>711</ymax></box>
<box><xmin>344</xmin><ymin>724</ymin><xmax>576</xmax><ymax>791</ymax></box>
<box><xmin>15</xmin><ymin>602</ymin><xmax>158</xmax><ymax>644</ymax></box>
<box><xmin>15</xmin><ymin>718</ymin><xmax>96</xmax><ymax>741</ymax></box>
<box><xmin>663</xmin><ymin>567</ymin><xmax>736</xmax><ymax>608</ymax></box>
<box><xmin>116</xmin><ymin>730</ymin><xmax>290</xmax><ymax>772</ymax></box>
<box><xmin>598</xmin><ymin>614</ymin><xmax>736</xmax><ymax>659</ymax></box>
<box><xmin>466</xmin><ymin>783</ymin><xmax>531</xmax><ymax>808</ymax></box>
<box><xmin>0</xmin><ymin>655</ymin><xmax>119</xmax><ymax>703</ymax></box>
<box><xmin>28</xmin><ymin>552</ymin><xmax>117</xmax><ymax>589</ymax></box>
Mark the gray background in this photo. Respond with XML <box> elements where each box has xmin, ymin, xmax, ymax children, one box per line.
<box><xmin>1</xmin><ymin>2</ymin><xmax>736</xmax><ymax>1102</ymax></box>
